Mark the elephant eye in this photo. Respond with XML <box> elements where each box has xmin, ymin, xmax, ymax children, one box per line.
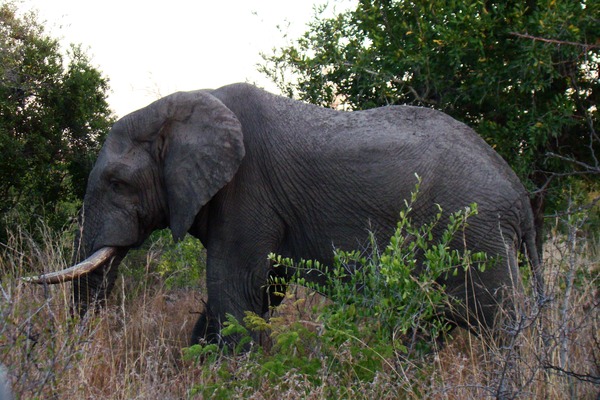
<box><xmin>109</xmin><ymin>179</ymin><xmax>129</xmax><ymax>194</ymax></box>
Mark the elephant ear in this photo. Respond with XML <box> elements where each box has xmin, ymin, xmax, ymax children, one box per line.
<box><xmin>145</xmin><ymin>91</ymin><xmax>245</xmax><ymax>241</ymax></box>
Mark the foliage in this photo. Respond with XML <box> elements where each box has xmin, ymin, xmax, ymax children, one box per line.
<box><xmin>175</xmin><ymin>193</ymin><xmax>600</xmax><ymax>398</ymax></box>
<box><xmin>0</xmin><ymin>2</ymin><xmax>114</xmax><ymax>239</ymax></box>
<box><xmin>121</xmin><ymin>230</ymin><xmax>206</xmax><ymax>294</ymax></box>
<box><xmin>152</xmin><ymin>231</ymin><xmax>205</xmax><ymax>290</ymax></box>
<box><xmin>270</xmin><ymin>178</ymin><xmax>487</xmax><ymax>354</ymax></box>
<box><xmin>261</xmin><ymin>0</ymin><xmax>600</xmax><ymax>228</ymax></box>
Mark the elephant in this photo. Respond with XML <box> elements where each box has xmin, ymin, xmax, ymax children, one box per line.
<box><xmin>26</xmin><ymin>83</ymin><xmax>543</xmax><ymax>346</ymax></box>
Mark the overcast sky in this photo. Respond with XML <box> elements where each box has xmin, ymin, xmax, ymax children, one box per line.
<box><xmin>21</xmin><ymin>0</ymin><xmax>352</xmax><ymax>117</ymax></box>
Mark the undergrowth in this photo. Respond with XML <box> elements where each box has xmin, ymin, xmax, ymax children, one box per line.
<box><xmin>0</xmin><ymin>189</ymin><xmax>598</xmax><ymax>398</ymax></box>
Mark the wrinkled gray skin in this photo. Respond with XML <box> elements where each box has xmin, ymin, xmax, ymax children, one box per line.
<box><xmin>73</xmin><ymin>83</ymin><xmax>540</xmax><ymax>345</ymax></box>
<box><xmin>0</xmin><ymin>364</ymin><xmax>12</xmax><ymax>400</ymax></box>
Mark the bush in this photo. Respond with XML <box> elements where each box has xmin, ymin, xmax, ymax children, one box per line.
<box><xmin>269</xmin><ymin>182</ymin><xmax>486</xmax><ymax>356</ymax></box>
<box><xmin>121</xmin><ymin>230</ymin><xmax>206</xmax><ymax>294</ymax></box>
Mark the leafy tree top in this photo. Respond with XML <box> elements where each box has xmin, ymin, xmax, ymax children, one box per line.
<box><xmin>0</xmin><ymin>3</ymin><xmax>114</xmax><ymax>235</ymax></box>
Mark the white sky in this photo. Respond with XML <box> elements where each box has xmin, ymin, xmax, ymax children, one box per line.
<box><xmin>21</xmin><ymin>0</ymin><xmax>353</xmax><ymax>117</ymax></box>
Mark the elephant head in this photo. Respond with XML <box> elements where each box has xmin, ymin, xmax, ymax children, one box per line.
<box><xmin>25</xmin><ymin>90</ymin><xmax>245</xmax><ymax>314</ymax></box>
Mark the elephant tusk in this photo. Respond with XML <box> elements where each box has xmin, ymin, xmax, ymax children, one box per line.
<box><xmin>22</xmin><ymin>246</ymin><xmax>118</xmax><ymax>284</ymax></box>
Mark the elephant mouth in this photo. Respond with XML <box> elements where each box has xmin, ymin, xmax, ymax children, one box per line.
<box><xmin>22</xmin><ymin>246</ymin><xmax>119</xmax><ymax>285</ymax></box>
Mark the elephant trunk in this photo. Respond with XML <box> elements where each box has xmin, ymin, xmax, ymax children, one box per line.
<box><xmin>71</xmin><ymin>248</ymin><xmax>126</xmax><ymax>316</ymax></box>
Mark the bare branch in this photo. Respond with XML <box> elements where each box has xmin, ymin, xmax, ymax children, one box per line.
<box><xmin>545</xmin><ymin>152</ymin><xmax>600</xmax><ymax>174</ymax></box>
<box><xmin>544</xmin><ymin>195</ymin><xmax>600</xmax><ymax>219</ymax></box>
<box><xmin>510</xmin><ymin>32</ymin><xmax>600</xmax><ymax>50</ymax></box>
<box><xmin>543</xmin><ymin>363</ymin><xmax>600</xmax><ymax>384</ymax></box>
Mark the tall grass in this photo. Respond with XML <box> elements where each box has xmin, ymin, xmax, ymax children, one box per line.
<box><xmin>0</xmin><ymin>216</ymin><xmax>598</xmax><ymax>399</ymax></box>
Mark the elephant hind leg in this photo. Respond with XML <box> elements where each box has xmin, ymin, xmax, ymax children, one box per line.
<box><xmin>445</xmin><ymin>251</ymin><xmax>524</xmax><ymax>334</ymax></box>
<box><xmin>263</xmin><ymin>268</ymin><xmax>289</xmax><ymax>314</ymax></box>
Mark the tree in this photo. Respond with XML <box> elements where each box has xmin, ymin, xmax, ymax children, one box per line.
<box><xmin>261</xmin><ymin>0</ymin><xmax>599</xmax><ymax>243</ymax></box>
<box><xmin>0</xmin><ymin>3</ymin><xmax>114</xmax><ymax>238</ymax></box>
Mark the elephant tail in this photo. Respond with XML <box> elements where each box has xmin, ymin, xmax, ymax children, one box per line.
<box><xmin>523</xmin><ymin>230</ymin><xmax>545</xmax><ymax>304</ymax></box>
<box><xmin>522</xmin><ymin>229</ymin><xmax>545</xmax><ymax>306</ymax></box>
<box><xmin>520</xmin><ymin>215</ymin><xmax>551</xmax><ymax>348</ymax></box>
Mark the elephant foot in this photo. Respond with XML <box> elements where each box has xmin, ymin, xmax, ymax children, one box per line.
<box><xmin>191</xmin><ymin>307</ymin><xmax>220</xmax><ymax>345</ymax></box>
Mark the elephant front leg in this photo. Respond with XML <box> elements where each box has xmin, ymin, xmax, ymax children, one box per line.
<box><xmin>190</xmin><ymin>302</ymin><xmax>221</xmax><ymax>345</ymax></box>
<box><xmin>190</xmin><ymin>251</ymin><xmax>274</xmax><ymax>348</ymax></box>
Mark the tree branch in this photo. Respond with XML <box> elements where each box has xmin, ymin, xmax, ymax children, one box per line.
<box><xmin>510</xmin><ymin>32</ymin><xmax>600</xmax><ymax>50</ymax></box>
<box><xmin>545</xmin><ymin>152</ymin><xmax>600</xmax><ymax>174</ymax></box>
<box><xmin>543</xmin><ymin>363</ymin><xmax>600</xmax><ymax>384</ymax></box>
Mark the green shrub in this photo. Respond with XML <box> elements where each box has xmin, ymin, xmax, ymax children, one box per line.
<box><xmin>154</xmin><ymin>232</ymin><xmax>206</xmax><ymax>290</ymax></box>
<box><xmin>122</xmin><ymin>230</ymin><xmax>205</xmax><ymax>291</ymax></box>
<box><xmin>270</xmin><ymin>177</ymin><xmax>486</xmax><ymax>357</ymax></box>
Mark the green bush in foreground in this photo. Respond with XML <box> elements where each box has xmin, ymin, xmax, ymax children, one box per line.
<box><xmin>270</xmin><ymin>195</ymin><xmax>485</xmax><ymax>356</ymax></box>
<box><xmin>183</xmin><ymin>181</ymin><xmax>488</xmax><ymax>397</ymax></box>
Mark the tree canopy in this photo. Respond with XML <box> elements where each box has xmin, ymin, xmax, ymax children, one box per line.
<box><xmin>0</xmin><ymin>3</ymin><xmax>114</xmax><ymax>237</ymax></box>
<box><xmin>261</xmin><ymin>0</ymin><xmax>599</xmax><ymax>236</ymax></box>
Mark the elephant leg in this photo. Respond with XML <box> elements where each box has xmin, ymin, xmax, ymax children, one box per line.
<box><xmin>190</xmin><ymin>246</ymin><xmax>278</xmax><ymax>347</ymax></box>
<box><xmin>191</xmin><ymin>302</ymin><xmax>221</xmax><ymax>345</ymax></box>
<box><xmin>189</xmin><ymin>291</ymin><xmax>276</xmax><ymax>348</ymax></box>
<box><xmin>445</xmin><ymin>249</ymin><xmax>524</xmax><ymax>343</ymax></box>
<box><xmin>189</xmin><ymin>210</ymin><xmax>286</xmax><ymax>347</ymax></box>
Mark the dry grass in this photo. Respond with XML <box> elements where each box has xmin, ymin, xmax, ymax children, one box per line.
<box><xmin>0</xmin><ymin>224</ymin><xmax>598</xmax><ymax>399</ymax></box>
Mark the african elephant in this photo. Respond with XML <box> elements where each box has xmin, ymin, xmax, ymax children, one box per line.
<box><xmin>27</xmin><ymin>83</ymin><xmax>542</xmax><ymax>345</ymax></box>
